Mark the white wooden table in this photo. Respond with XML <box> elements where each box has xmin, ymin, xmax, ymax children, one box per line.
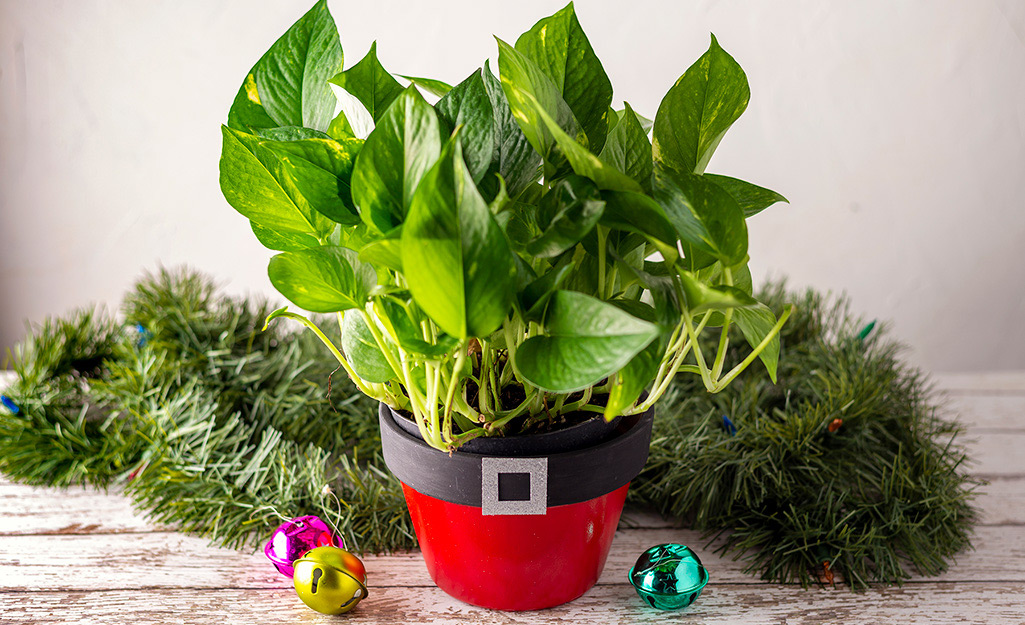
<box><xmin>1</xmin><ymin>372</ymin><xmax>1023</xmax><ymax>624</ymax></box>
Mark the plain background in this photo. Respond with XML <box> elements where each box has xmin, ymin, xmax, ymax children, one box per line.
<box><xmin>1</xmin><ymin>0</ymin><xmax>1023</xmax><ymax>372</ymax></box>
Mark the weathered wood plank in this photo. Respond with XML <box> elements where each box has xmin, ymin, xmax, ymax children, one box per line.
<box><xmin>932</xmin><ymin>371</ymin><xmax>1025</xmax><ymax>395</ymax></box>
<box><xmin>2</xmin><ymin>582</ymin><xmax>1024</xmax><ymax>625</ymax></box>
<box><xmin>966</xmin><ymin>431</ymin><xmax>1025</xmax><ymax>477</ymax></box>
<box><xmin>942</xmin><ymin>393</ymin><xmax>1025</xmax><ymax>431</ymax></box>
<box><xmin>1</xmin><ymin>524</ymin><xmax>1021</xmax><ymax>593</ymax></box>
<box><xmin>0</xmin><ymin>481</ymin><xmax>165</xmax><ymax>536</ymax></box>
<box><xmin>977</xmin><ymin>476</ymin><xmax>1025</xmax><ymax>526</ymax></box>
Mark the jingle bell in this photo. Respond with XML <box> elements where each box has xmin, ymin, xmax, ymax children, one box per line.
<box><xmin>264</xmin><ymin>515</ymin><xmax>343</xmax><ymax>578</ymax></box>
<box><xmin>293</xmin><ymin>546</ymin><xmax>368</xmax><ymax>615</ymax></box>
<box><xmin>629</xmin><ymin>543</ymin><xmax>709</xmax><ymax>610</ymax></box>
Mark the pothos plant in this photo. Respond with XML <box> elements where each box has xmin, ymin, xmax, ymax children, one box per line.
<box><xmin>219</xmin><ymin>1</ymin><xmax>793</xmax><ymax>452</ymax></box>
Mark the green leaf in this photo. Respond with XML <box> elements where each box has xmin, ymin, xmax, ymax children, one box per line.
<box><xmin>526</xmin><ymin>175</ymin><xmax>604</xmax><ymax>257</ymax></box>
<box><xmin>267</xmin><ymin>247</ymin><xmax>376</xmax><ymax>313</ymax></box>
<box><xmin>515</xmin><ymin>290</ymin><xmax>659</xmax><ymax>393</ymax></box>
<box><xmin>599</xmin><ymin>102</ymin><xmax>652</xmax><ymax>186</ymax></box>
<box><xmin>704</xmin><ymin>174</ymin><xmax>788</xmax><ymax>218</ymax></box>
<box><xmin>329</xmin><ymin>42</ymin><xmax>405</xmax><ymax>122</ymax></box>
<box><xmin>607</xmin><ymin>298</ymin><xmax>658</xmax><ymax>323</ymax></box>
<box><xmin>732</xmin><ymin>303</ymin><xmax>780</xmax><ymax>382</ymax></box>
<box><xmin>327</xmin><ymin>109</ymin><xmax>355</xmax><ymax>139</ymax></box>
<box><xmin>519</xmin><ymin>255</ymin><xmax>575</xmax><ymax>321</ymax></box>
<box><xmin>652</xmin><ymin>35</ymin><xmax>750</xmax><ymax>174</ymax></box>
<box><xmin>376</xmin><ymin>298</ymin><xmax>459</xmax><ymax>357</ymax></box>
<box><xmin>516</xmin><ymin>89</ymin><xmax>642</xmax><ymax>192</ymax></box>
<box><xmin>678</xmin><ymin>271</ymin><xmax>757</xmax><ymax>314</ymax></box>
<box><xmin>358</xmin><ymin>237</ymin><xmax>403</xmax><ymax>274</ymax></box>
<box><xmin>514</xmin><ymin>2</ymin><xmax>612</xmax><ymax>152</ymax></box>
<box><xmin>254</xmin><ymin>126</ymin><xmax>331</xmax><ymax>141</ymax></box>
<box><xmin>329</xmin><ymin>83</ymin><xmax>375</xmax><ymax>139</ymax></box>
<box><xmin>400</xmin><ymin>75</ymin><xmax>453</xmax><ymax>97</ymax></box>
<box><xmin>350</xmin><ymin>87</ymin><xmax>442</xmax><ymax>233</ymax></box>
<box><xmin>652</xmin><ymin>168</ymin><xmax>747</xmax><ymax>269</ymax></box>
<box><xmin>341</xmin><ymin>310</ymin><xmax>396</xmax><ymax>383</ymax></box>
<box><xmin>250</xmin><ymin>222</ymin><xmax>320</xmax><ymax>251</ymax></box>
<box><xmin>600</xmin><ymin>191</ymin><xmax>677</xmax><ymax>247</ymax></box>
<box><xmin>623</xmin><ymin>107</ymin><xmax>653</xmax><ymax>134</ymax></box>
<box><xmin>435</xmin><ymin>69</ymin><xmax>494</xmax><ymax>182</ymax></box>
<box><xmin>219</xmin><ymin>126</ymin><xmax>334</xmax><ymax>237</ymax></box>
<box><xmin>259</xmin><ymin>136</ymin><xmax>362</xmax><ymax>225</ymax></box>
<box><xmin>605</xmin><ymin>338</ymin><xmax>662</xmax><ymax>419</ymax></box>
<box><xmin>228</xmin><ymin>1</ymin><xmax>341</xmax><ymax>132</ymax></box>
<box><xmin>496</xmin><ymin>38</ymin><xmax>581</xmax><ymax>170</ymax></box>
<box><xmin>481</xmin><ymin>61</ymin><xmax>542</xmax><ymax>197</ymax></box>
<box><xmin>328</xmin><ymin>223</ymin><xmax>376</xmax><ymax>251</ymax></box>
<box><xmin>401</xmin><ymin>139</ymin><xmax>518</xmax><ymax>338</ymax></box>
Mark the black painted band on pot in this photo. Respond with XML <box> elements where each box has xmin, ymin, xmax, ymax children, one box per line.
<box><xmin>378</xmin><ymin>402</ymin><xmax>654</xmax><ymax>509</ymax></box>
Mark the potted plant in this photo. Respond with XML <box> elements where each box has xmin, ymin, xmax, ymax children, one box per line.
<box><xmin>218</xmin><ymin>0</ymin><xmax>791</xmax><ymax>611</ymax></box>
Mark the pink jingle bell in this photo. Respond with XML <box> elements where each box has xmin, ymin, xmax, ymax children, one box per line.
<box><xmin>264</xmin><ymin>516</ymin><xmax>344</xmax><ymax>577</ymax></box>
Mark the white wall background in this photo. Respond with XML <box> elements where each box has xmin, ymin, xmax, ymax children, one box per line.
<box><xmin>1</xmin><ymin>0</ymin><xmax>1023</xmax><ymax>372</ymax></box>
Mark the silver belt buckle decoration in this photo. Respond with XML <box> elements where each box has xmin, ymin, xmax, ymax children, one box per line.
<box><xmin>480</xmin><ymin>457</ymin><xmax>548</xmax><ymax>516</ymax></box>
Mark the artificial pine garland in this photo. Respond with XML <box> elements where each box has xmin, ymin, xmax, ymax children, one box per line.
<box><xmin>0</xmin><ymin>269</ymin><xmax>976</xmax><ymax>586</ymax></box>
<box><xmin>631</xmin><ymin>284</ymin><xmax>979</xmax><ymax>587</ymax></box>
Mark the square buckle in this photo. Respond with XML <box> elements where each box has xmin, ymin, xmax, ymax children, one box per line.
<box><xmin>481</xmin><ymin>457</ymin><xmax>548</xmax><ymax>516</ymax></box>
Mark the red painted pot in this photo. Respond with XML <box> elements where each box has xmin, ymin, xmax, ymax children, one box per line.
<box><xmin>379</xmin><ymin>403</ymin><xmax>654</xmax><ymax>611</ymax></box>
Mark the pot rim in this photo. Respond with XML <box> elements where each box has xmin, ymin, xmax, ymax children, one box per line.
<box><xmin>378</xmin><ymin>401</ymin><xmax>654</xmax><ymax>510</ymax></box>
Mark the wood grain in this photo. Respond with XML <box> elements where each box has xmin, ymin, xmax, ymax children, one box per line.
<box><xmin>1</xmin><ymin>524</ymin><xmax>1022</xmax><ymax>593</ymax></box>
<box><xmin>2</xmin><ymin>583</ymin><xmax>1025</xmax><ymax>625</ymax></box>
<box><xmin>932</xmin><ymin>371</ymin><xmax>1025</xmax><ymax>394</ymax></box>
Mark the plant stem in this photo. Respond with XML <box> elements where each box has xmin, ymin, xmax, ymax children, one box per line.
<box><xmin>711</xmin><ymin>266</ymin><xmax>736</xmax><ymax>381</ymax></box>
<box><xmin>683</xmin><ymin>309</ymin><xmax>715</xmax><ymax>392</ymax></box>
<box><xmin>711</xmin><ymin>309</ymin><xmax>733</xmax><ymax>381</ymax></box>
<box><xmin>711</xmin><ymin>304</ymin><xmax>795</xmax><ymax>392</ymax></box>
<box><xmin>264</xmin><ymin>310</ymin><xmax>381</xmax><ymax>400</ymax></box>
<box><xmin>441</xmin><ymin>343</ymin><xmax>467</xmax><ymax>444</ymax></box>
<box><xmin>478</xmin><ymin>342</ymin><xmax>491</xmax><ymax>415</ymax></box>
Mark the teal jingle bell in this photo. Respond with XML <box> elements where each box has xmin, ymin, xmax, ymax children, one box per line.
<box><xmin>629</xmin><ymin>544</ymin><xmax>709</xmax><ymax>610</ymax></box>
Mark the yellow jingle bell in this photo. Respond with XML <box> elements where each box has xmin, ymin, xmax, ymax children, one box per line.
<box><xmin>292</xmin><ymin>546</ymin><xmax>368</xmax><ymax>615</ymax></box>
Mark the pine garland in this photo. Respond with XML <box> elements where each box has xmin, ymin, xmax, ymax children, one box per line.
<box><xmin>631</xmin><ymin>285</ymin><xmax>980</xmax><ymax>588</ymax></box>
<box><xmin>0</xmin><ymin>269</ymin><xmax>412</xmax><ymax>553</ymax></box>
<box><xmin>0</xmin><ymin>269</ymin><xmax>977</xmax><ymax>586</ymax></box>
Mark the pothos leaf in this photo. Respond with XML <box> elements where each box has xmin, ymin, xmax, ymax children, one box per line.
<box><xmin>401</xmin><ymin>139</ymin><xmax>518</xmax><ymax>338</ymax></box>
<box><xmin>732</xmin><ymin>303</ymin><xmax>781</xmax><ymax>382</ymax></box>
<box><xmin>219</xmin><ymin>125</ymin><xmax>335</xmax><ymax>238</ymax></box>
<box><xmin>481</xmin><ymin>61</ymin><xmax>542</xmax><ymax>197</ymax></box>
<box><xmin>704</xmin><ymin>173</ymin><xmax>788</xmax><ymax>218</ymax></box>
<box><xmin>496</xmin><ymin>37</ymin><xmax>581</xmax><ymax>172</ymax></box>
<box><xmin>259</xmin><ymin>135</ymin><xmax>363</xmax><ymax>225</ymax></box>
<box><xmin>329</xmin><ymin>42</ymin><xmax>405</xmax><ymax>122</ymax></box>
<box><xmin>250</xmin><ymin>222</ymin><xmax>320</xmax><ymax>251</ymax></box>
<box><xmin>435</xmin><ymin>69</ymin><xmax>494</xmax><ymax>182</ymax></box>
<box><xmin>400</xmin><ymin>75</ymin><xmax>454</xmax><ymax>97</ymax></box>
<box><xmin>652</xmin><ymin>168</ymin><xmax>747</xmax><ymax>269</ymax></box>
<box><xmin>228</xmin><ymin>0</ymin><xmax>342</xmax><ymax>133</ymax></box>
<box><xmin>599</xmin><ymin>102</ymin><xmax>653</xmax><ymax>187</ymax></box>
<box><xmin>350</xmin><ymin>87</ymin><xmax>442</xmax><ymax>233</ymax></box>
<box><xmin>652</xmin><ymin>35</ymin><xmax>749</xmax><ymax>174</ymax></box>
<box><xmin>267</xmin><ymin>246</ymin><xmax>376</xmax><ymax>313</ymax></box>
<box><xmin>514</xmin><ymin>2</ymin><xmax>613</xmax><ymax>152</ymax></box>
<box><xmin>514</xmin><ymin>290</ymin><xmax>659</xmax><ymax>393</ymax></box>
<box><xmin>341</xmin><ymin>310</ymin><xmax>396</xmax><ymax>383</ymax></box>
